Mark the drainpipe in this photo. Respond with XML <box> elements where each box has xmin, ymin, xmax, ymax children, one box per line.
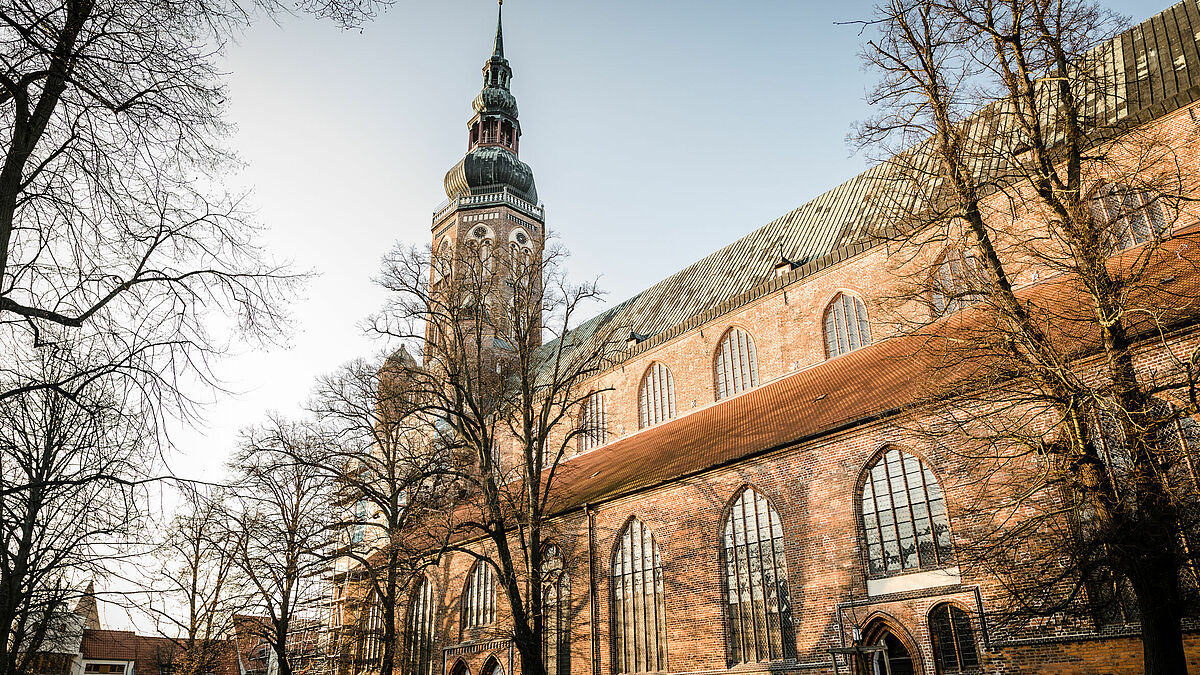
<box><xmin>585</xmin><ymin>503</ymin><xmax>600</xmax><ymax>675</ymax></box>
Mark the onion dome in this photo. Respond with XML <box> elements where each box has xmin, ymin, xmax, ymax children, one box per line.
<box><xmin>444</xmin><ymin>145</ymin><xmax>537</xmax><ymax>202</ymax></box>
<box><xmin>443</xmin><ymin>1</ymin><xmax>537</xmax><ymax>203</ymax></box>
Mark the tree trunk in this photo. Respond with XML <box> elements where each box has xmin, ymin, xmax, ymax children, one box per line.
<box><xmin>1132</xmin><ymin>553</ymin><xmax>1188</xmax><ymax>675</ymax></box>
<box><xmin>512</xmin><ymin>623</ymin><xmax>547</xmax><ymax>675</ymax></box>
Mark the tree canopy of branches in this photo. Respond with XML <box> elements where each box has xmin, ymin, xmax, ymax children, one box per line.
<box><xmin>368</xmin><ymin>235</ymin><xmax>623</xmax><ymax>675</ymax></box>
<box><xmin>0</xmin><ymin>345</ymin><xmax>152</xmax><ymax>675</ymax></box>
<box><xmin>856</xmin><ymin>1</ymin><xmax>1200</xmax><ymax>671</ymax></box>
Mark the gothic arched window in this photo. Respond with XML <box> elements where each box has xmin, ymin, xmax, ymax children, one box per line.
<box><xmin>929</xmin><ymin>603</ymin><xmax>979</xmax><ymax>673</ymax></box>
<box><xmin>931</xmin><ymin>248</ymin><xmax>982</xmax><ymax>316</ymax></box>
<box><xmin>638</xmin><ymin>363</ymin><xmax>676</xmax><ymax>429</ymax></box>
<box><xmin>823</xmin><ymin>293</ymin><xmax>871</xmax><ymax>359</ymax></box>
<box><xmin>433</xmin><ymin>238</ymin><xmax>454</xmax><ymax>284</ymax></box>
<box><xmin>469</xmin><ymin>225</ymin><xmax>494</xmax><ymax>273</ymax></box>
<box><xmin>462</xmin><ymin>561</ymin><xmax>497</xmax><ymax>630</ymax></box>
<box><xmin>612</xmin><ymin>518</ymin><xmax>667</xmax><ymax>674</ymax></box>
<box><xmin>860</xmin><ymin>448</ymin><xmax>954</xmax><ymax>575</ymax></box>
<box><xmin>721</xmin><ymin>487</ymin><xmax>795</xmax><ymax>666</ymax></box>
<box><xmin>714</xmin><ymin>328</ymin><xmax>759</xmax><ymax>401</ymax></box>
<box><xmin>358</xmin><ymin>591</ymin><xmax>384</xmax><ymax>669</ymax></box>
<box><xmin>543</xmin><ymin>544</ymin><xmax>571</xmax><ymax>675</ymax></box>
<box><xmin>1090</xmin><ymin>183</ymin><xmax>1167</xmax><ymax>251</ymax></box>
<box><xmin>403</xmin><ymin>577</ymin><xmax>435</xmax><ymax>675</ymax></box>
<box><xmin>578</xmin><ymin>391</ymin><xmax>608</xmax><ymax>452</ymax></box>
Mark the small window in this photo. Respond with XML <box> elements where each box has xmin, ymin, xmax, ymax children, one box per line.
<box><xmin>612</xmin><ymin>518</ymin><xmax>667</xmax><ymax>674</ymax></box>
<box><xmin>824</xmin><ymin>293</ymin><xmax>871</xmax><ymax>359</ymax></box>
<box><xmin>932</xmin><ymin>248</ymin><xmax>982</xmax><ymax>316</ymax></box>
<box><xmin>929</xmin><ymin>603</ymin><xmax>979</xmax><ymax>673</ymax></box>
<box><xmin>462</xmin><ymin>561</ymin><xmax>497</xmax><ymax>629</ymax></box>
<box><xmin>714</xmin><ymin>328</ymin><xmax>759</xmax><ymax>401</ymax></box>
<box><xmin>860</xmin><ymin>448</ymin><xmax>954</xmax><ymax>576</ymax></box>
<box><xmin>1090</xmin><ymin>183</ymin><xmax>1167</xmax><ymax>251</ymax></box>
<box><xmin>404</xmin><ymin>577</ymin><xmax>436</xmax><ymax>675</ymax></box>
<box><xmin>578</xmin><ymin>391</ymin><xmax>608</xmax><ymax>452</ymax></box>
<box><xmin>638</xmin><ymin>363</ymin><xmax>676</xmax><ymax>429</ymax></box>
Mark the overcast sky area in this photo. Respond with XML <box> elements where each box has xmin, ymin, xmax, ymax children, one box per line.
<box><xmin>127</xmin><ymin>0</ymin><xmax>1164</xmax><ymax>628</ymax></box>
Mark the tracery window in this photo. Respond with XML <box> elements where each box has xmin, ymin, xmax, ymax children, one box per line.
<box><xmin>509</xmin><ymin>228</ymin><xmax>533</xmax><ymax>269</ymax></box>
<box><xmin>578</xmin><ymin>391</ymin><xmax>608</xmax><ymax>452</ymax></box>
<box><xmin>403</xmin><ymin>577</ymin><xmax>435</xmax><ymax>675</ymax></box>
<box><xmin>462</xmin><ymin>561</ymin><xmax>497</xmax><ymax>630</ymax></box>
<box><xmin>931</xmin><ymin>248</ymin><xmax>982</xmax><ymax>316</ymax></box>
<box><xmin>612</xmin><ymin>518</ymin><xmax>667</xmax><ymax>674</ymax></box>
<box><xmin>468</xmin><ymin>225</ymin><xmax>494</xmax><ymax>273</ymax></box>
<box><xmin>543</xmin><ymin>544</ymin><xmax>571</xmax><ymax>675</ymax></box>
<box><xmin>860</xmin><ymin>448</ymin><xmax>954</xmax><ymax>576</ymax></box>
<box><xmin>721</xmin><ymin>487</ymin><xmax>795</xmax><ymax>665</ymax></box>
<box><xmin>638</xmin><ymin>363</ymin><xmax>676</xmax><ymax>429</ymax></box>
<box><xmin>823</xmin><ymin>294</ymin><xmax>871</xmax><ymax>359</ymax></box>
<box><xmin>433</xmin><ymin>238</ymin><xmax>454</xmax><ymax>284</ymax></box>
<box><xmin>714</xmin><ymin>328</ymin><xmax>759</xmax><ymax>401</ymax></box>
<box><xmin>929</xmin><ymin>603</ymin><xmax>979</xmax><ymax>673</ymax></box>
<box><xmin>1090</xmin><ymin>183</ymin><xmax>1167</xmax><ymax>251</ymax></box>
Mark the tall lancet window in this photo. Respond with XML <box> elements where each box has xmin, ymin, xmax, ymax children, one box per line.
<box><xmin>612</xmin><ymin>518</ymin><xmax>667</xmax><ymax>674</ymax></box>
<box><xmin>543</xmin><ymin>544</ymin><xmax>571</xmax><ymax>675</ymax></box>
<box><xmin>721</xmin><ymin>487</ymin><xmax>795</xmax><ymax>665</ymax></box>
<box><xmin>714</xmin><ymin>328</ymin><xmax>759</xmax><ymax>400</ymax></box>
<box><xmin>860</xmin><ymin>448</ymin><xmax>954</xmax><ymax>575</ymax></box>
<box><xmin>823</xmin><ymin>294</ymin><xmax>871</xmax><ymax>359</ymax></box>
<box><xmin>462</xmin><ymin>560</ymin><xmax>497</xmax><ymax>630</ymax></box>
<box><xmin>469</xmin><ymin>225</ymin><xmax>494</xmax><ymax>273</ymax></box>
<box><xmin>638</xmin><ymin>363</ymin><xmax>676</xmax><ymax>429</ymax></box>
<box><xmin>404</xmin><ymin>577</ymin><xmax>435</xmax><ymax>675</ymax></box>
<box><xmin>578</xmin><ymin>391</ymin><xmax>608</xmax><ymax>453</ymax></box>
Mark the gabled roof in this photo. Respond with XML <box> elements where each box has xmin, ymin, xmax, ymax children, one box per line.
<box><xmin>554</xmin><ymin>0</ymin><xmax>1200</xmax><ymax>368</ymax></box>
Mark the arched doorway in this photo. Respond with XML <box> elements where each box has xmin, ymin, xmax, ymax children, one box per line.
<box><xmin>449</xmin><ymin>660</ymin><xmax>469</xmax><ymax>675</ymax></box>
<box><xmin>862</xmin><ymin>619</ymin><xmax>921</xmax><ymax>675</ymax></box>
<box><xmin>479</xmin><ymin>656</ymin><xmax>503</xmax><ymax>675</ymax></box>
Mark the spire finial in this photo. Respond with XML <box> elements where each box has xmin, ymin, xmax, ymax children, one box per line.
<box><xmin>493</xmin><ymin>1</ymin><xmax>504</xmax><ymax>59</ymax></box>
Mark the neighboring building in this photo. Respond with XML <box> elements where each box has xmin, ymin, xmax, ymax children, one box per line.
<box><xmin>338</xmin><ymin>2</ymin><xmax>1200</xmax><ymax>675</ymax></box>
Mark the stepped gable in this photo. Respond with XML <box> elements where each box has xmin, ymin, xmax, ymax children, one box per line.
<box><xmin>551</xmin><ymin>0</ymin><xmax>1200</xmax><ymax>368</ymax></box>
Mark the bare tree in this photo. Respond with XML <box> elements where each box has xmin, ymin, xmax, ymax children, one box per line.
<box><xmin>146</xmin><ymin>487</ymin><xmax>245</xmax><ymax>675</ymax></box>
<box><xmin>303</xmin><ymin>357</ymin><xmax>452</xmax><ymax>675</ymax></box>
<box><xmin>854</xmin><ymin>1</ymin><xmax>1200</xmax><ymax>671</ymax></box>
<box><xmin>0</xmin><ymin>344</ymin><xmax>154</xmax><ymax>675</ymax></box>
<box><xmin>369</xmin><ymin>235</ymin><xmax>623</xmax><ymax>675</ymax></box>
<box><xmin>229</xmin><ymin>418</ymin><xmax>337</xmax><ymax>675</ymax></box>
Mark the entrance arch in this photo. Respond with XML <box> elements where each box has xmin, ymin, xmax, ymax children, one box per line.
<box><xmin>448</xmin><ymin>660</ymin><xmax>469</xmax><ymax>675</ymax></box>
<box><xmin>479</xmin><ymin>656</ymin><xmax>503</xmax><ymax>675</ymax></box>
<box><xmin>862</xmin><ymin>617</ymin><xmax>922</xmax><ymax>675</ymax></box>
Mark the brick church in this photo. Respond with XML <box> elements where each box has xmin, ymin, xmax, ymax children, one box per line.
<box><xmin>335</xmin><ymin>2</ymin><xmax>1200</xmax><ymax>674</ymax></box>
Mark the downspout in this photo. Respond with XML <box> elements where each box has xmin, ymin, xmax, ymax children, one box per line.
<box><xmin>585</xmin><ymin>503</ymin><xmax>600</xmax><ymax>675</ymax></box>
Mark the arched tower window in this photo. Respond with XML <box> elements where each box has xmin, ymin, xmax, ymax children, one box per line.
<box><xmin>721</xmin><ymin>487</ymin><xmax>795</xmax><ymax>666</ymax></box>
<box><xmin>860</xmin><ymin>448</ymin><xmax>954</xmax><ymax>576</ymax></box>
<box><xmin>929</xmin><ymin>603</ymin><xmax>979</xmax><ymax>673</ymax></box>
<box><xmin>543</xmin><ymin>544</ymin><xmax>571</xmax><ymax>675</ymax></box>
<box><xmin>612</xmin><ymin>518</ymin><xmax>667</xmax><ymax>674</ymax></box>
<box><xmin>714</xmin><ymin>328</ymin><xmax>759</xmax><ymax>401</ymax></box>
<box><xmin>638</xmin><ymin>363</ymin><xmax>676</xmax><ymax>429</ymax></box>
<box><xmin>433</xmin><ymin>238</ymin><xmax>454</xmax><ymax>284</ymax></box>
<box><xmin>468</xmin><ymin>225</ymin><xmax>495</xmax><ymax>273</ymax></box>
<box><xmin>1091</xmin><ymin>183</ymin><xmax>1167</xmax><ymax>251</ymax></box>
<box><xmin>823</xmin><ymin>294</ymin><xmax>871</xmax><ymax>359</ymax></box>
<box><xmin>931</xmin><ymin>248</ymin><xmax>982</xmax><ymax>316</ymax></box>
<box><xmin>462</xmin><ymin>560</ymin><xmax>497</xmax><ymax>630</ymax></box>
<box><xmin>578</xmin><ymin>391</ymin><xmax>608</xmax><ymax>452</ymax></box>
<box><xmin>403</xmin><ymin>576</ymin><xmax>435</xmax><ymax>675</ymax></box>
<box><xmin>509</xmin><ymin>228</ymin><xmax>533</xmax><ymax>268</ymax></box>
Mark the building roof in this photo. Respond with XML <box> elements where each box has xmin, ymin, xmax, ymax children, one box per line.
<box><xmin>545</xmin><ymin>229</ymin><xmax>1200</xmax><ymax>514</ymax></box>
<box><xmin>554</xmin><ymin>0</ymin><xmax>1200</xmax><ymax>368</ymax></box>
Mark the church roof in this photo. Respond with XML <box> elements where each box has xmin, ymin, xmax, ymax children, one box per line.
<box><xmin>556</xmin><ymin>0</ymin><xmax>1200</xmax><ymax>367</ymax></box>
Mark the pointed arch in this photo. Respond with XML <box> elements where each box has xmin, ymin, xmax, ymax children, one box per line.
<box><xmin>823</xmin><ymin>293</ymin><xmax>871</xmax><ymax>359</ymax></box>
<box><xmin>480</xmin><ymin>655</ymin><xmax>504</xmax><ymax>675</ymax></box>
<box><xmin>611</xmin><ymin>517</ymin><xmax>667</xmax><ymax>674</ymax></box>
<box><xmin>461</xmin><ymin>559</ymin><xmax>497</xmax><ymax>630</ymax></box>
<box><xmin>713</xmin><ymin>327</ymin><xmax>759</xmax><ymax>400</ymax></box>
<box><xmin>719</xmin><ymin>486</ymin><xmax>795</xmax><ymax>665</ymax></box>
<box><xmin>928</xmin><ymin>602</ymin><xmax>979</xmax><ymax>673</ymax></box>
<box><xmin>637</xmin><ymin>362</ymin><xmax>676</xmax><ymax>429</ymax></box>
<box><xmin>578</xmin><ymin>390</ymin><xmax>608</xmax><ymax>452</ymax></box>
<box><xmin>448</xmin><ymin>660</ymin><xmax>470</xmax><ymax>675</ymax></box>
<box><xmin>861</xmin><ymin>615</ymin><xmax>923</xmax><ymax>675</ymax></box>
<box><xmin>930</xmin><ymin>247</ymin><xmax>982</xmax><ymax>316</ymax></box>
<box><xmin>859</xmin><ymin>447</ymin><xmax>954</xmax><ymax>576</ymax></box>
<box><xmin>403</xmin><ymin>574</ymin><xmax>436</xmax><ymax>675</ymax></box>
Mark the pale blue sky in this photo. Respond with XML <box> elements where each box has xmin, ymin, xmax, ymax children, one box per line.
<box><xmin>169</xmin><ymin>0</ymin><xmax>1165</xmax><ymax>510</ymax></box>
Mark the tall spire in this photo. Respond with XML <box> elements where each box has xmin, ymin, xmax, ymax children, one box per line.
<box><xmin>493</xmin><ymin>1</ymin><xmax>504</xmax><ymax>60</ymax></box>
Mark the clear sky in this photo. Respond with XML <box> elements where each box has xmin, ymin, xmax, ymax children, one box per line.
<box><xmin>136</xmin><ymin>0</ymin><xmax>1166</xmax><ymax>628</ymax></box>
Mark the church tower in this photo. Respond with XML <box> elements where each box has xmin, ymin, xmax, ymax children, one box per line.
<box><xmin>431</xmin><ymin>2</ymin><xmax>544</xmax><ymax>311</ymax></box>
